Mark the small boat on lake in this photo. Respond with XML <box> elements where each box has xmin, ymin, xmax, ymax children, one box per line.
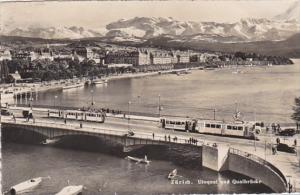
<box><xmin>42</xmin><ymin>138</ymin><xmax>60</xmax><ymax>145</ymax></box>
<box><xmin>126</xmin><ymin>155</ymin><xmax>150</xmax><ymax>164</ymax></box>
<box><xmin>168</xmin><ymin>169</ymin><xmax>177</xmax><ymax>180</ymax></box>
<box><xmin>55</xmin><ymin>185</ymin><xmax>84</xmax><ymax>195</ymax></box>
<box><xmin>9</xmin><ymin>177</ymin><xmax>49</xmax><ymax>194</ymax></box>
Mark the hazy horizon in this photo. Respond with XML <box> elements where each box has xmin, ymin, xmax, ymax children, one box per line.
<box><xmin>0</xmin><ymin>0</ymin><xmax>298</xmax><ymax>30</ymax></box>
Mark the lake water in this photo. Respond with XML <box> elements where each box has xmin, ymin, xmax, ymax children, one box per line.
<box><xmin>3</xmin><ymin>61</ymin><xmax>300</xmax><ymax>194</ymax></box>
<box><xmin>32</xmin><ymin>60</ymin><xmax>300</xmax><ymax>123</ymax></box>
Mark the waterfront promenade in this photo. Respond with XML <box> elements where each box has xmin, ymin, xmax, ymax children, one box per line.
<box><xmin>2</xmin><ymin>106</ymin><xmax>300</xmax><ymax>193</ymax></box>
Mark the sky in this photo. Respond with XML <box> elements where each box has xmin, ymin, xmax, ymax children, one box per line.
<box><xmin>0</xmin><ymin>0</ymin><xmax>298</xmax><ymax>30</ymax></box>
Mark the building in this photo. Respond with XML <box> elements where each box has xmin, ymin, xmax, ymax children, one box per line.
<box><xmin>53</xmin><ymin>50</ymin><xmax>74</xmax><ymax>61</ymax></box>
<box><xmin>74</xmin><ymin>47</ymin><xmax>94</xmax><ymax>59</ymax></box>
<box><xmin>150</xmin><ymin>52</ymin><xmax>172</xmax><ymax>65</ymax></box>
<box><xmin>0</xmin><ymin>49</ymin><xmax>12</xmax><ymax>61</ymax></box>
<box><xmin>105</xmin><ymin>51</ymin><xmax>138</xmax><ymax>66</ymax></box>
<box><xmin>12</xmin><ymin>51</ymin><xmax>32</xmax><ymax>61</ymax></box>
<box><xmin>35</xmin><ymin>48</ymin><xmax>54</xmax><ymax>61</ymax></box>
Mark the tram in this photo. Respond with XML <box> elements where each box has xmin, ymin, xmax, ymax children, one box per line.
<box><xmin>160</xmin><ymin>117</ymin><xmax>261</xmax><ymax>138</ymax></box>
<box><xmin>48</xmin><ymin>109</ymin><xmax>105</xmax><ymax>123</ymax></box>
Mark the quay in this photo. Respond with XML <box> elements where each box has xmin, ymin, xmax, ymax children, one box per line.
<box><xmin>2</xmin><ymin>106</ymin><xmax>300</xmax><ymax>193</ymax></box>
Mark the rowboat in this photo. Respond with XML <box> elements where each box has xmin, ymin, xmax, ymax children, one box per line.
<box><xmin>126</xmin><ymin>155</ymin><xmax>150</xmax><ymax>164</ymax></box>
<box><xmin>168</xmin><ymin>169</ymin><xmax>177</xmax><ymax>180</ymax></box>
<box><xmin>55</xmin><ymin>185</ymin><xmax>84</xmax><ymax>195</ymax></box>
<box><xmin>42</xmin><ymin>138</ymin><xmax>59</xmax><ymax>145</ymax></box>
<box><xmin>9</xmin><ymin>177</ymin><xmax>43</xmax><ymax>194</ymax></box>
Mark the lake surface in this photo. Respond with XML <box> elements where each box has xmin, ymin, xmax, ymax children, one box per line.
<box><xmin>2</xmin><ymin>142</ymin><xmax>272</xmax><ymax>194</ymax></box>
<box><xmin>32</xmin><ymin>60</ymin><xmax>300</xmax><ymax>123</ymax></box>
<box><xmin>3</xmin><ymin>61</ymin><xmax>300</xmax><ymax>194</ymax></box>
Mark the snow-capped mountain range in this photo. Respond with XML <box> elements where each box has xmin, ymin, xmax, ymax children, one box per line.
<box><xmin>1</xmin><ymin>1</ymin><xmax>300</xmax><ymax>43</ymax></box>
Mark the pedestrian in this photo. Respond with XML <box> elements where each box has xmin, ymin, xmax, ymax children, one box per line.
<box><xmin>152</xmin><ymin>132</ymin><xmax>155</xmax><ymax>140</ymax></box>
<box><xmin>80</xmin><ymin>122</ymin><xmax>83</xmax><ymax>128</ymax></box>
<box><xmin>165</xmin><ymin>135</ymin><xmax>167</xmax><ymax>141</ymax></box>
<box><xmin>168</xmin><ymin>135</ymin><xmax>171</xmax><ymax>142</ymax></box>
<box><xmin>64</xmin><ymin>118</ymin><xmax>67</xmax><ymax>124</ymax></box>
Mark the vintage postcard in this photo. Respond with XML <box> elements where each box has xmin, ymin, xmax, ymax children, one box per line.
<box><xmin>0</xmin><ymin>0</ymin><xmax>300</xmax><ymax>194</ymax></box>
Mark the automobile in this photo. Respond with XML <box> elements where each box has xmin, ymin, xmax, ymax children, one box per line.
<box><xmin>22</xmin><ymin>110</ymin><xmax>33</xmax><ymax>119</ymax></box>
<box><xmin>276</xmin><ymin>143</ymin><xmax>296</xmax><ymax>153</ymax></box>
<box><xmin>123</xmin><ymin>130</ymin><xmax>135</xmax><ymax>137</ymax></box>
<box><xmin>278</xmin><ymin>128</ymin><xmax>296</xmax><ymax>136</ymax></box>
<box><xmin>1</xmin><ymin>109</ymin><xmax>12</xmax><ymax>116</ymax></box>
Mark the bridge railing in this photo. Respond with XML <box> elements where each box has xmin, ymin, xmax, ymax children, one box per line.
<box><xmin>229</xmin><ymin>147</ymin><xmax>287</xmax><ymax>187</ymax></box>
<box><xmin>3</xmin><ymin>117</ymin><xmax>204</xmax><ymax>147</ymax></box>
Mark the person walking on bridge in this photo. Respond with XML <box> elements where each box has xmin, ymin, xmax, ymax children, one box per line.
<box><xmin>152</xmin><ymin>132</ymin><xmax>155</xmax><ymax>140</ymax></box>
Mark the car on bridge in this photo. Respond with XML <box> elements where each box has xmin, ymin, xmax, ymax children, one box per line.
<box><xmin>276</xmin><ymin>143</ymin><xmax>296</xmax><ymax>153</ymax></box>
<box><xmin>123</xmin><ymin>130</ymin><xmax>135</xmax><ymax>137</ymax></box>
<box><xmin>278</xmin><ymin>128</ymin><xmax>296</xmax><ymax>136</ymax></box>
<box><xmin>1</xmin><ymin>109</ymin><xmax>12</xmax><ymax>116</ymax></box>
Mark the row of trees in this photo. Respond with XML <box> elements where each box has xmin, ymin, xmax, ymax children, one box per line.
<box><xmin>1</xmin><ymin>59</ymin><xmax>138</xmax><ymax>82</ymax></box>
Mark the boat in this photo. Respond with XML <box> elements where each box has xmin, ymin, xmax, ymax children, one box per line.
<box><xmin>91</xmin><ymin>79</ymin><xmax>104</xmax><ymax>85</ymax></box>
<box><xmin>102</xmin><ymin>79</ymin><xmax>108</xmax><ymax>83</ymax></box>
<box><xmin>55</xmin><ymin>185</ymin><xmax>84</xmax><ymax>195</ymax></box>
<box><xmin>9</xmin><ymin>177</ymin><xmax>45</xmax><ymax>194</ymax></box>
<box><xmin>126</xmin><ymin>155</ymin><xmax>150</xmax><ymax>164</ymax></box>
<box><xmin>63</xmin><ymin>83</ymin><xmax>84</xmax><ymax>90</ymax></box>
<box><xmin>168</xmin><ymin>169</ymin><xmax>177</xmax><ymax>180</ymax></box>
<box><xmin>42</xmin><ymin>138</ymin><xmax>60</xmax><ymax>145</ymax></box>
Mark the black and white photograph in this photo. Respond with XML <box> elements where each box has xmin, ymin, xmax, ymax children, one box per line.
<box><xmin>0</xmin><ymin>0</ymin><xmax>300</xmax><ymax>194</ymax></box>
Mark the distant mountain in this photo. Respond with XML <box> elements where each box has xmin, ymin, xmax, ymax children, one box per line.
<box><xmin>0</xmin><ymin>26</ymin><xmax>103</xmax><ymax>40</ymax></box>
<box><xmin>1</xmin><ymin>16</ymin><xmax>299</xmax><ymax>43</ymax></box>
<box><xmin>105</xmin><ymin>17</ymin><xmax>300</xmax><ymax>43</ymax></box>
<box><xmin>138</xmin><ymin>33</ymin><xmax>300</xmax><ymax>58</ymax></box>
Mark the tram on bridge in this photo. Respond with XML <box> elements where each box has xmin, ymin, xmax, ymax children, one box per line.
<box><xmin>160</xmin><ymin>117</ymin><xmax>262</xmax><ymax>139</ymax></box>
<box><xmin>47</xmin><ymin>109</ymin><xmax>105</xmax><ymax>123</ymax></box>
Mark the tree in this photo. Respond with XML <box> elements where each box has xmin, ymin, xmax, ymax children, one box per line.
<box><xmin>291</xmin><ymin>97</ymin><xmax>300</xmax><ymax>122</ymax></box>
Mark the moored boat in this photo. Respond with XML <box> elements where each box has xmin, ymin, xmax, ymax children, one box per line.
<box><xmin>55</xmin><ymin>185</ymin><xmax>84</xmax><ymax>195</ymax></box>
<box><xmin>62</xmin><ymin>83</ymin><xmax>84</xmax><ymax>90</ymax></box>
<box><xmin>168</xmin><ymin>169</ymin><xmax>177</xmax><ymax>180</ymax></box>
<box><xmin>91</xmin><ymin>79</ymin><xmax>104</xmax><ymax>85</ymax></box>
<box><xmin>9</xmin><ymin>177</ymin><xmax>44</xmax><ymax>194</ymax></box>
<box><xmin>126</xmin><ymin>155</ymin><xmax>150</xmax><ymax>164</ymax></box>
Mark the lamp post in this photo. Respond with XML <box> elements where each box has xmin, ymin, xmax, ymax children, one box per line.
<box><xmin>91</xmin><ymin>89</ymin><xmax>94</xmax><ymax>106</ymax></box>
<box><xmin>213</xmin><ymin>108</ymin><xmax>216</xmax><ymax>120</ymax></box>
<box><xmin>158</xmin><ymin>94</ymin><xmax>161</xmax><ymax>118</ymax></box>
<box><xmin>0</xmin><ymin>92</ymin><xmax>2</xmax><ymax>130</ymax></box>
<box><xmin>128</xmin><ymin>101</ymin><xmax>131</xmax><ymax>131</ymax></box>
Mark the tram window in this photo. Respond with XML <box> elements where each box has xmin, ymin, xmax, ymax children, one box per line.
<box><xmin>238</xmin><ymin>126</ymin><xmax>243</xmax><ymax>131</ymax></box>
<box><xmin>170</xmin><ymin>121</ymin><xmax>175</xmax><ymax>124</ymax></box>
<box><xmin>211</xmin><ymin>124</ymin><xmax>216</xmax><ymax>128</ymax></box>
<box><xmin>216</xmin><ymin>124</ymin><xmax>221</xmax><ymax>129</ymax></box>
<box><xmin>166</xmin><ymin>121</ymin><xmax>170</xmax><ymax>124</ymax></box>
<box><xmin>227</xmin><ymin>125</ymin><xmax>232</xmax><ymax>130</ymax></box>
<box><xmin>205</xmin><ymin>124</ymin><xmax>210</xmax><ymax>128</ymax></box>
<box><xmin>233</xmin><ymin>126</ymin><xmax>237</xmax><ymax>130</ymax></box>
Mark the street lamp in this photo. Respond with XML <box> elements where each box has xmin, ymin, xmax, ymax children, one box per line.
<box><xmin>128</xmin><ymin>101</ymin><xmax>131</xmax><ymax>131</ymax></box>
<box><xmin>0</xmin><ymin>92</ymin><xmax>2</xmax><ymax>129</ymax></box>
<box><xmin>91</xmin><ymin>89</ymin><xmax>94</xmax><ymax>106</ymax></box>
<box><xmin>158</xmin><ymin>94</ymin><xmax>161</xmax><ymax>118</ymax></box>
